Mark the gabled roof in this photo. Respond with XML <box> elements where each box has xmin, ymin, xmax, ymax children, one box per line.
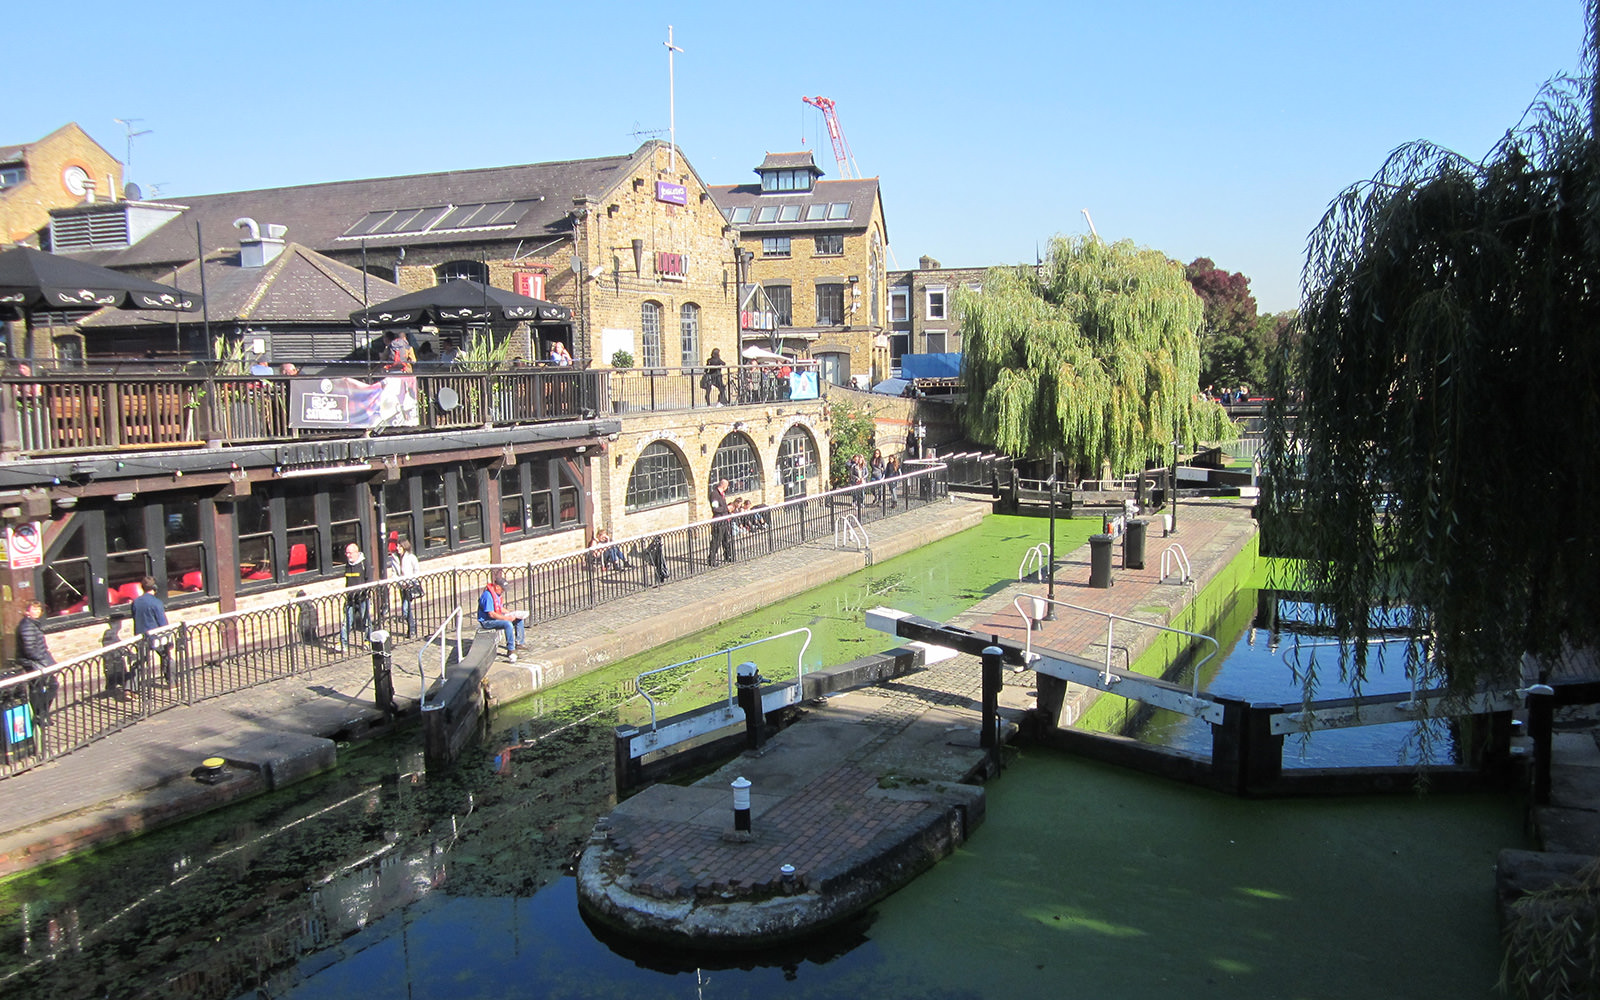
<box><xmin>757</xmin><ymin>151</ymin><xmax>821</xmax><ymax>173</ymax></box>
<box><xmin>79</xmin><ymin>242</ymin><xmax>404</xmax><ymax>328</ymax></box>
<box><xmin>0</xmin><ymin>144</ymin><xmax>25</xmax><ymax>166</ymax></box>
<box><xmin>707</xmin><ymin>177</ymin><xmax>883</xmax><ymax>235</ymax></box>
<box><xmin>62</xmin><ymin>143</ymin><xmax>680</xmax><ymax>270</ymax></box>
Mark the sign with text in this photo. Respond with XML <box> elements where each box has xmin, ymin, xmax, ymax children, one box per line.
<box><xmin>514</xmin><ymin>271</ymin><xmax>546</xmax><ymax>300</ymax></box>
<box><xmin>8</xmin><ymin>521</ymin><xmax>41</xmax><ymax>570</ymax></box>
<box><xmin>289</xmin><ymin>377</ymin><xmax>419</xmax><ymax>431</ymax></box>
<box><xmin>655</xmin><ymin>181</ymin><xmax>688</xmax><ymax>206</ymax></box>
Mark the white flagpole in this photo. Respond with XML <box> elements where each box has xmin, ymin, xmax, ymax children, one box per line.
<box><xmin>665</xmin><ymin>25</ymin><xmax>684</xmax><ymax>171</ymax></box>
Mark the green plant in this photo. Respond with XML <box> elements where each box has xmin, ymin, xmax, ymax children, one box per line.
<box><xmin>1501</xmin><ymin>858</ymin><xmax>1600</xmax><ymax>999</ymax></box>
<box><xmin>828</xmin><ymin>402</ymin><xmax>876</xmax><ymax>487</ymax></box>
<box><xmin>455</xmin><ymin>329</ymin><xmax>512</xmax><ymax>370</ymax></box>
<box><xmin>212</xmin><ymin>335</ymin><xmax>250</xmax><ymax>376</ymax></box>
<box><xmin>611</xmin><ymin>350</ymin><xmax>635</xmax><ymax>369</ymax></box>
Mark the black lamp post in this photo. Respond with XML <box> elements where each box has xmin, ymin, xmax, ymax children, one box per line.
<box><xmin>1169</xmin><ymin>438</ymin><xmax>1181</xmax><ymax>535</ymax></box>
<box><xmin>1046</xmin><ymin>452</ymin><xmax>1058</xmax><ymax>617</ymax></box>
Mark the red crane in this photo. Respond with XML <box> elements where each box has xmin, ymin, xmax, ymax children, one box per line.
<box><xmin>802</xmin><ymin>95</ymin><xmax>860</xmax><ymax>179</ymax></box>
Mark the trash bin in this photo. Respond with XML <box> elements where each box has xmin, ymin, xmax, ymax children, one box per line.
<box><xmin>1123</xmin><ymin>519</ymin><xmax>1148</xmax><ymax>570</ymax></box>
<box><xmin>1089</xmin><ymin>533</ymin><xmax>1115</xmax><ymax>589</ymax></box>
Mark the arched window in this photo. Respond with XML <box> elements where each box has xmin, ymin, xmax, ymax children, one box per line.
<box><xmin>436</xmin><ymin>260</ymin><xmax>488</xmax><ymax>284</ymax></box>
<box><xmin>711</xmin><ymin>433</ymin><xmax>763</xmax><ymax>495</ymax></box>
<box><xmin>778</xmin><ymin>425</ymin><xmax>820</xmax><ymax>500</ymax></box>
<box><xmin>640</xmin><ymin>301</ymin><xmax>663</xmax><ymax>368</ymax></box>
<box><xmin>679</xmin><ymin>303</ymin><xmax>700</xmax><ymax>368</ymax></box>
<box><xmin>626</xmin><ymin>441</ymin><xmax>689</xmax><ymax>511</ymax></box>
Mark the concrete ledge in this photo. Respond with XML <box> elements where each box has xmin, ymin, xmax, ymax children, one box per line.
<box><xmin>221</xmin><ymin>731</ymin><xmax>337</xmax><ymax>791</ymax></box>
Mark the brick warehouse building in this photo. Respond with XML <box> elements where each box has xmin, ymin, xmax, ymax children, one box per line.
<box><xmin>0</xmin><ymin>124</ymin><xmax>122</xmax><ymax>250</ymax></box>
<box><xmin>709</xmin><ymin>151</ymin><xmax>890</xmax><ymax>387</ymax></box>
<box><xmin>0</xmin><ymin>140</ymin><xmax>830</xmax><ymax>657</ymax></box>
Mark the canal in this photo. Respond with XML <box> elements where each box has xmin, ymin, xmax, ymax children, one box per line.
<box><xmin>0</xmin><ymin>515</ymin><xmax>1522</xmax><ymax>998</ymax></box>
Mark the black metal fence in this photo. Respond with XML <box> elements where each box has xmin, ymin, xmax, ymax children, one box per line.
<box><xmin>0</xmin><ymin>464</ymin><xmax>949</xmax><ymax>779</ymax></box>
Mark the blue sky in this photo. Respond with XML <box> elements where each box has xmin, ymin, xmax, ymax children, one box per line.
<box><xmin>10</xmin><ymin>1</ymin><xmax>1590</xmax><ymax>312</ymax></box>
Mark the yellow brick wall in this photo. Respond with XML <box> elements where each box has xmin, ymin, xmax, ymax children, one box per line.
<box><xmin>0</xmin><ymin>124</ymin><xmax>122</xmax><ymax>245</ymax></box>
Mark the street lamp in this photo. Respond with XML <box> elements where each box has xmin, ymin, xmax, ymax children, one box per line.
<box><xmin>1169</xmin><ymin>438</ymin><xmax>1181</xmax><ymax>535</ymax></box>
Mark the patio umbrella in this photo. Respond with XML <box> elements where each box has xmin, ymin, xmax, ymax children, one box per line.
<box><xmin>350</xmin><ymin>278</ymin><xmax>571</xmax><ymax>328</ymax></box>
<box><xmin>0</xmin><ymin>245</ymin><xmax>199</xmax><ymax>358</ymax></box>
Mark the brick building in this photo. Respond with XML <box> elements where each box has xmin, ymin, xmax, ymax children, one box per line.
<box><xmin>709</xmin><ymin>152</ymin><xmax>889</xmax><ymax>387</ymax></box>
<box><xmin>885</xmin><ymin>256</ymin><xmax>996</xmax><ymax>374</ymax></box>
<box><xmin>0</xmin><ymin>124</ymin><xmax>122</xmax><ymax>247</ymax></box>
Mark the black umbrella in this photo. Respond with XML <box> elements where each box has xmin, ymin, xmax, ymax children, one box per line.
<box><xmin>350</xmin><ymin>278</ymin><xmax>570</xmax><ymax>328</ymax></box>
<box><xmin>0</xmin><ymin>245</ymin><xmax>199</xmax><ymax>359</ymax></box>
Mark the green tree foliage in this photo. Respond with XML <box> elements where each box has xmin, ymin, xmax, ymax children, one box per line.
<box><xmin>1263</xmin><ymin>27</ymin><xmax>1600</xmax><ymax>696</ymax></box>
<box><xmin>827</xmin><ymin>402</ymin><xmax>876</xmax><ymax>487</ymax></box>
<box><xmin>959</xmin><ymin>236</ymin><xmax>1233</xmax><ymax>474</ymax></box>
<box><xmin>1185</xmin><ymin>257</ymin><xmax>1260</xmax><ymax>390</ymax></box>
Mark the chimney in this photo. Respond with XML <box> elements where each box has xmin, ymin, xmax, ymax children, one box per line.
<box><xmin>83</xmin><ymin>178</ymin><xmax>97</xmax><ymax>204</ymax></box>
<box><xmin>918</xmin><ymin>255</ymin><xmax>940</xmax><ymax>270</ymax></box>
<box><xmin>235</xmin><ymin>217</ymin><xmax>287</xmax><ymax>268</ymax></box>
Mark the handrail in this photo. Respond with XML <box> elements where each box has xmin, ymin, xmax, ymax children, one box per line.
<box><xmin>417</xmin><ymin>608</ymin><xmax>467</xmax><ymax>709</ymax></box>
<box><xmin>835</xmin><ymin>513</ymin><xmax>868</xmax><ymax>551</ymax></box>
<box><xmin>1161</xmin><ymin>543</ymin><xmax>1192</xmax><ymax>584</ymax></box>
<box><xmin>1015</xmin><ymin>595</ymin><xmax>1221</xmax><ymax>696</ymax></box>
<box><xmin>1018</xmin><ymin>543</ymin><xmax>1052</xmax><ymax>582</ymax></box>
<box><xmin>633</xmin><ymin>627</ymin><xmax>813</xmax><ymax>732</ymax></box>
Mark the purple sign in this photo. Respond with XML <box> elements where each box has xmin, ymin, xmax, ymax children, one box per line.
<box><xmin>655</xmin><ymin>181</ymin><xmax>688</xmax><ymax>206</ymax></box>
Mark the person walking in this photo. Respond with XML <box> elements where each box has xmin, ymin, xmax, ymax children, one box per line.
<box><xmin>884</xmin><ymin>453</ymin><xmax>902</xmax><ymax>508</ymax></box>
<box><xmin>707</xmin><ymin>478</ymin><xmax>735</xmax><ymax>565</ymax></box>
<box><xmin>340</xmin><ymin>542</ymin><xmax>373</xmax><ymax>650</ymax></box>
<box><xmin>14</xmin><ymin>600</ymin><xmax>58</xmax><ymax>724</ymax></box>
<box><xmin>130</xmin><ymin>575</ymin><xmax>172</xmax><ymax>686</ymax></box>
<box><xmin>477</xmin><ymin>572</ymin><xmax>526</xmax><ymax>661</ymax></box>
<box><xmin>391</xmin><ymin>539</ymin><xmax>421</xmax><ymax>638</ymax></box>
<box><xmin>703</xmin><ymin>348</ymin><xmax>728</xmax><ymax>406</ymax></box>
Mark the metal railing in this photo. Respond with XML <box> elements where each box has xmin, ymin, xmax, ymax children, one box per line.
<box><xmin>417</xmin><ymin>608</ymin><xmax>469</xmax><ymax>709</ymax></box>
<box><xmin>0</xmin><ymin>463</ymin><xmax>949</xmax><ymax>778</ymax></box>
<box><xmin>633</xmin><ymin>626</ymin><xmax>814</xmax><ymax>733</ymax></box>
<box><xmin>1014</xmin><ymin>594</ymin><xmax>1221</xmax><ymax>695</ymax></box>
<box><xmin>605</xmin><ymin>362</ymin><xmax>824</xmax><ymax>415</ymax></box>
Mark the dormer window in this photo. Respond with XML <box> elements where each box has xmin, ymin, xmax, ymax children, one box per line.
<box><xmin>760</xmin><ymin>168</ymin><xmax>814</xmax><ymax>193</ymax></box>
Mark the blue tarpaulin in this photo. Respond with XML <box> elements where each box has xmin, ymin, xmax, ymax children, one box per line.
<box><xmin>900</xmin><ymin>353</ymin><xmax>962</xmax><ymax>380</ymax></box>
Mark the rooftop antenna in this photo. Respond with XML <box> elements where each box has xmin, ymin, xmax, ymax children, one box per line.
<box><xmin>664</xmin><ymin>25</ymin><xmax>684</xmax><ymax>172</ymax></box>
<box><xmin>112</xmin><ymin>117</ymin><xmax>153</xmax><ymax>175</ymax></box>
<box><xmin>629</xmin><ymin>121</ymin><xmax>669</xmax><ymax>143</ymax></box>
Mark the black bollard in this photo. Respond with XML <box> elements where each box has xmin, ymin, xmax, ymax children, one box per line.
<box><xmin>981</xmin><ymin>645</ymin><xmax>1003</xmax><ymax>749</ymax></box>
<box><xmin>1528</xmin><ymin>683</ymin><xmax>1556</xmax><ymax>804</ymax></box>
<box><xmin>736</xmin><ymin>660</ymin><xmax>765</xmax><ymax>751</ymax></box>
<box><xmin>370</xmin><ymin>629</ymin><xmax>397</xmax><ymax>720</ymax></box>
<box><xmin>731</xmin><ymin>776</ymin><xmax>752</xmax><ymax>832</ymax></box>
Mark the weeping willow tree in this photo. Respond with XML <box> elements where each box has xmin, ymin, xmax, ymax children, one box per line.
<box><xmin>960</xmin><ymin>236</ymin><xmax>1232</xmax><ymax>475</ymax></box>
<box><xmin>1263</xmin><ymin>11</ymin><xmax>1600</xmax><ymax>701</ymax></box>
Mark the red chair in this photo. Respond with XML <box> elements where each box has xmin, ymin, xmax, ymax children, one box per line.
<box><xmin>109</xmin><ymin>581</ymin><xmax>143</xmax><ymax>605</ymax></box>
<box><xmin>179</xmin><ymin>570</ymin><xmax>204</xmax><ymax>592</ymax></box>
<box><xmin>288</xmin><ymin>543</ymin><xmax>309</xmax><ymax>574</ymax></box>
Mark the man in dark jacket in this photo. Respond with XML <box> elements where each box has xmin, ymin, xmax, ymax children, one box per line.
<box><xmin>14</xmin><ymin>600</ymin><xmax>58</xmax><ymax>723</ymax></box>
<box><xmin>130</xmin><ymin>575</ymin><xmax>172</xmax><ymax>686</ymax></box>
<box><xmin>340</xmin><ymin>543</ymin><xmax>373</xmax><ymax>650</ymax></box>
<box><xmin>707</xmin><ymin>479</ymin><xmax>735</xmax><ymax>565</ymax></box>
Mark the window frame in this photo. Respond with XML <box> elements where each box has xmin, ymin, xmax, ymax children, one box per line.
<box><xmin>640</xmin><ymin>300</ymin><xmax>663</xmax><ymax>368</ymax></box>
<box><xmin>679</xmin><ymin>303</ymin><xmax>701</xmax><ymax>368</ymax></box>
<box><xmin>626</xmin><ymin>442</ymin><xmax>690</xmax><ymax>512</ymax></box>
<box><xmin>925</xmin><ymin>285</ymin><xmax>948</xmax><ymax>320</ymax></box>
<box><xmin>814</xmin><ymin>233</ymin><xmax>844</xmax><ymax>256</ymax></box>
<box><xmin>815</xmin><ymin>282</ymin><xmax>846</xmax><ymax>326</ymax></box>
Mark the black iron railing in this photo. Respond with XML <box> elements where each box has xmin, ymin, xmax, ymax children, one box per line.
<box><xmin>0</xmin><ymin>465</ymin><xmax>949</xmax><ymax>778</ymax></box>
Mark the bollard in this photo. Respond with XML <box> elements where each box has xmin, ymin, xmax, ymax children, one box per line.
<box><xmin>736</xmin><ymin>661</ymin><xmax>765</xmax><ymax>751</ymax></box>
<box><xmin>981</xmin><ymin>645</ymin><xmax>1003</xmax><ymax>750</ymax></box>
<box><xmin>1528</xmin><ymin>683</ymin><xmax>1556</xmax><ymax>805</ymax></box>
<box><xmin>369</xmin><ymin>629</ymin><xmax>397</xmax><ymax>719</ymax></box>
<box><xmin>1028</xmin><ymin>596</ymin><xmax>1047</xmax><ymax>631</ymax></box>
<box><xmin>731</xmin><ymin>775</ymin><xmax>752</xmax><ymax>832</ymax></box>
<box><xmin>1088</xmin><ymin>533</ymin><xmax>1114</xmax><ymax>588</ymax></box>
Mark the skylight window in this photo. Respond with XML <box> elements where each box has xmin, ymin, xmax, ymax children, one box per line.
<box><xmin>804</xmin><ymin>204</ymin><xmax>828</xmax><ymax>221</ymax></box>
<box><xmin>778</xmin><ymin>204</ymin><xmax>801</xmax><ymax>222</ymax></box>
<box><xmin>827</xmin><ymin>202</ymin><xmax>851</xmax><ymax>220</ymax></box>
<box><xmin>339</xmin><ymin>199</ymin><xmax>540</xmax><ymax>239</ymax></box>
<box><xmin>755</xmin><ymin>205</ymin><xmax>778</xmax><ymax>224</ymax></box>
<box><xmin>731</xmin><ymin>206</ymin><xmax>752</xmax><ymax>224</ymax></box>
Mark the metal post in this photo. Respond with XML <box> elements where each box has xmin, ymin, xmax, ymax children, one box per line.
<box><xmin>731</xmin><ymin>775</ymin><xmax>752</xmax><ymax>832</ymax></box>
<box><xmin>369</xmin><ymin>628</ymin><xmax>396</xmax><ymax>720</ymax></box>
<box><xmin>736</xmin><ymin>660</ymin><xmax>764</xmax><ymax>751</ymax></box>
<box><xmin>1528</xmin><ymin>683</ymin><xmax>1556</xmax><ymax>805</ymax></box>
<box><xmin>981</xmin><ymin>645</ymin><xmax>1002</xmax><ymax>750</ymax></box>
<box><xmin>1046</xmin><ymin>454</ymin><xmax>1057</xmax><ymax>617</ymax></box>
<box><xmin>1169</xmin><ymin>439</ymin><xmax>1180</xmax><ymax>535</ymax></box>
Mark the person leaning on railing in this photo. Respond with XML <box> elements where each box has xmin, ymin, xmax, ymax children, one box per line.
<box><xmin>12</xmin><ymin>600</ymin><xmax>58</xmax><ymax>724</ymax></box>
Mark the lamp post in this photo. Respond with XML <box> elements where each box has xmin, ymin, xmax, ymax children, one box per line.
<box><xmin>1046</xmin><ymin>452</ymin><xmax>1058</xmax><ymax>617</ymax></box>
<box><xmin>915</xmin><ymin>421</ymin><xmax>926</xmax><ymax>460</ymax></box>
<box><xmin>1169</xmin><ymin>438</ymin><xmax>1181</xmax><ymax>535</ymax></box>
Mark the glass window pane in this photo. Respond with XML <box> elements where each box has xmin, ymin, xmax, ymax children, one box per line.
<box><xmin>828</xmin><ymin>202</ymin><xmax>850</xmax><ymax>220</ymax></box>
<box><xmin>778</xmin><ymin>204</ymin><xmax>800</xmax><ymax>222</ymax></box>
<box><xmin>711</xmin><ymin>434</ymin><xmax>763</xmax><ymax>495</ymax></box>
<box><xmin>625</xmin><ymin>442</ymin><xmax>688</xmax><ymax>511</ymax></box>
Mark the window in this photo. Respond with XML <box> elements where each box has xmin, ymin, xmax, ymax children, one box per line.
<box><xmin>44</xmin><ymin>519</ymin><xmax>90</xmax><ymax>618</ymax></box>
<box><xmin>827</xmin><ymin>202</ymin><xmax>851</xmax><ymax>220</ymax></box>
<box><xmin>626</xmin><ymin>442</ymin><xmax>689</xmax><ymax>511</ymax></box>
<box><xmin>767</xmin><ymin>285</ymin><xmax>793</xmax><ymax>326</ymax></box>
<box><xmin>815</xmin><ymin>283</ymin><xmax>846</xmax><ymax>325</ymax></box>
<box><xmin>890</xmin><ymin>288</ymin><xmax>909</xmax><ymax>323</ymax></box>
<box><xmin>641</xmin><ymin>301</ymin><xmax>663</xmax><ymax>368</ymax></box>
<box><xmin>760</xmin><ymin>169</ymin><xmax>814</xmax><ymax>192</ymax></box>
<box><xmin>236</xmin><ymin>493</ymin><xmax>276</xmax><ymax>587</ymax></box>
<box><xmin>889</xmin><ymin>333</ymin><xmax>910</xmax><ymax>372</ymax></box>
<box><xmin>778</xmin><ymin>204</ymin><xmax>801</xmax><ymax>222</ymax></box>
<box><xmin>680</xmin><ymin>303</ymin><xmax>700</xmax><ymax>367</ymax></box>
<box><xmin>384</xmin><ymin>479</ymin><xmax>414</xmax><ymax>554</ymax></box>
<box><xmin>711</xmin><ymin>434</ymin><xmax>763</xmax><ymax>495</ymax></box>
<box><xmin>104</xmin><ymin>505</ymin><xmax>151</xmax><ymax>601</ymax></box>
<box><xmin>778</xmin><ymin>426</ymin><xmax>820</xmax><ymax>500</ymax></box>
<box><xmin>804</xmin><ymin>204</ymin><xmax>828</xmax><ymax>221</ymax></box>
<box><xmin>497</xmin><ymin>459</ymin><xmax>562</xmax><ymax>535</ymax></box>
<box><xmin>926</xmin><ymin>286</ymin><xmax>947</xmax><ymax>320</ymax></box>
<box><xmin>0</xmin><ymin>164</ymin><xmax>25</xmax><ymax>189</ymax></box>
<box><xmin>814</xmin><ymin>234</ymin><xmax>844</xmax><ymax>255</ymax></box>
<box><xmin>437</xmin><ymin>260</ymin><xmax>488</xmax><ymax>284</ymax></box>
<box><xmin>454</xmin><ymin>467</ymin><xmax>484</xmax><ymax>545</ymax></box>
<box><xmin>730</xmin><ymin>206</ymin><xmax>751</xmax><ymax>224</ymax></box>
<box><xmin>762</xmin><ymin>236</ymin><xmax>791</xmax><ymax>258</ymax></box>
<box><xmin>926</xmin><ymin>330</ymin><xmax>948</xmax><ymax>353</ymax></box>
<box><xmin>755</xmin><ymin>205</ymin><xmax>778</xmax><ymax>224</ymax></box>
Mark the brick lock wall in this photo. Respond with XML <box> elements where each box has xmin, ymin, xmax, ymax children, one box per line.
<box><xmin>0</xmin><ymin>125</ymin><xmax>122</xmax><ymax>246</ymax></box>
